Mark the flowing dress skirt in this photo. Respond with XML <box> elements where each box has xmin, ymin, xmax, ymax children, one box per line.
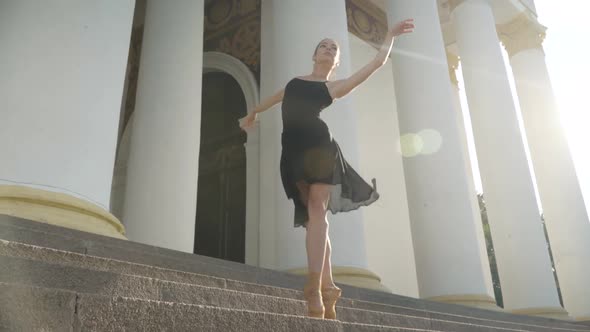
<box><xmin>280</xmin><ymin>130</ymin><xmax>379</xmax><ymax>227</ymax></box>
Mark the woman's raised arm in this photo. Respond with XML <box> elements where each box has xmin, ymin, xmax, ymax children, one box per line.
<box><xmin>239</xmin><ymin>88</ymin><xmax>285</xmax><ymax>130</ymax></box>
<box><xmin>326</xmin><ymin>19</ymin><xmax>414</xmax><ymax>100</ymax></box>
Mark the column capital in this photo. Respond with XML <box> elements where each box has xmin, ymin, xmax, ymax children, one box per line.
<box><xmin>498</xmin><ymin>13</ymin><xmax>547</xmax><ymax>57</ymax></box>
<box><xmin>447</xmin><ymin>52</ymin><xmax>460</xmax><ymax>86</ymax></box>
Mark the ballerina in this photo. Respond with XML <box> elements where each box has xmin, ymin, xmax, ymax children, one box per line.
<box><xmin>239</xmin><ymin>18</ymin><xmax>415</xmax><ymax>319</ymax></box>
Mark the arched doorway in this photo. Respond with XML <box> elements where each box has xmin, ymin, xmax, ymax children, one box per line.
<box><xmin>195</xmin><ymin>71</ymin><xmax>247</xmax><ymax>263</ymax></box>
<box><xmin>197</xmin><ymin>52</ymin><xmax>260</xmax><ymax>265</ymax></box>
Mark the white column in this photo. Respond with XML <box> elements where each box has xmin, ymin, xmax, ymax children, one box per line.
<box><xmin>122</xmin><ymin>1</ymin><xmax>205</xmax><ymax>253</ymax></box>
<box><xmin>260</xmin><ymin>0</ymin><xmax>385</xmax><ymax>290</ymax></box>
<box><xmin>450</xmin><ymin>0</ymin><xmax>567</xmax><ymax>318</ymax></box>
<box><xmin>0</xmin><ymin>0</ymin><xmax>134</xmax><ymax>238</ymax></box>
<box><xmin>499</xmin><ymin>14</ymin><xmax>590</xmax><ymax>321</ymax></box>
<box><xmin>386</xmin><ymin>0</ymin><xmax>495</xmax><ymax>308</ymax></box>
<box><xmin>448</xmin><ymin>53</ymin><xmax>495</xmax><ymax>298</ymax></box>
<box><xmin>448</xmin><ymin>53</ymin><xmax>483</xmax><ymax>233</ymax></box>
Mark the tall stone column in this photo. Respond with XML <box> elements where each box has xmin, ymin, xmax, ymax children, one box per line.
<box><xmin>386</xmin><ymin>0</ymin><xmax>496</xmax><ymax>308</ymax></box>
<box><xmin>450</xmin><ymin>0</ymin><xmax>567</xmax><ymax>318</ymax></box>
<box><xmin>499</xmin><ymin>13</ymin><xmax>590</xmax><ymax>321</ymax></box>
<box><xmin>447</xmin><ymin>53</ymin><xmax>494</xmax><ymax>296</ymax></box>
<box><xmin>448</xmin><ymin>53</ymin><xmax>482</xmax><ymax>228</ymax></box>
<box><xmin>260</xmin><ymin>0</ymin><xmax>385</xmax><ymax>290</ymax></box>
<box><xmin>122</xmin><ymin>0</ymin><xmax>205</xmax><ymax>253</ymax></box>
<box><xmin>0</xmin><ymin>0</ymin><xmax>134</xmax><ymax>238</ymax></box>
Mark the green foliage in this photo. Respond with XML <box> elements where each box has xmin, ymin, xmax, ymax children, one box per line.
<box><xmin>477</xmin><ymin>194</ymin><xmax>503</xmax><ymax>307</ymax></box>
<box><xmin>477</xmin><ymin>194</ymin><xmax>563</xmax><ymax>308</ymax></box>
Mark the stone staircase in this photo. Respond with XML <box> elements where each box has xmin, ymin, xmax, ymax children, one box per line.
<box><xmin>1</xmin><ymin>217</ymin><xmax>589</xmax><ymax>332</ymax></box>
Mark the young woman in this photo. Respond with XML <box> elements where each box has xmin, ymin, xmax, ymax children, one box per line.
<box><xmin>239</xmin><ymin>19</ymin><xmax>415</xmax><ymax>320</ymax></box>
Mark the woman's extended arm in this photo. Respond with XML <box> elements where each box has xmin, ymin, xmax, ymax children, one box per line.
<box><xmin>239</xmin><ymin>88</ymin><xmax>285</xmax><ymax>130</ymax></box>
<box><xmin>326</xmin><ymin>19</ymin><xmax>414</xmax><ymax>100</ymax></box>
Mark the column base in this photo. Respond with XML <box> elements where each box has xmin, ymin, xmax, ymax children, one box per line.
<box><xmin>510</xmin><ymin>307</ymin><xmax>573</xmax><ymax>321</ymax></box>
<box><xmin>0</xmin><ymin>185</ymin><xmax>126</xmax><ymax>239</ymax></box>
<box><xmin>285</xmin><ymin>266</ymin><xmax>391</xmax><ymax>292</ymax></box>
<box><xmin>425</xmin><ymin>294</ymin><xmax>500</xmax><ymax>311</ymax></box>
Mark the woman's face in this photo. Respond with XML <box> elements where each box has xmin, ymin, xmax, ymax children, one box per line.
<box><xmin>313</xmin><ymin>38</ymin><xmax>340</xmax><ymax>67</ymax></box>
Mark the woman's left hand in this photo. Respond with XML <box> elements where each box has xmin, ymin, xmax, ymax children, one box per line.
<box><xmin>390</xmin><ymin>19</ymin><xmax>415</xmax><ymax>37</ymax></box>
<box><xmin>238</xmin><ymin>112</ymin><xmax>257</xmax><ymax>131</ymax></box>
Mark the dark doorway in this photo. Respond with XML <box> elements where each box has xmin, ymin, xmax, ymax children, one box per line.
<box><xmin>194</xmin><ymin>71</ymin><xmax>247</xmax><ymax>263</ymax></box>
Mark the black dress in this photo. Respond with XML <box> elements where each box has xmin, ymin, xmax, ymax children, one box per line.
<box><xmin>280</xmin><ymin>77</ymin><xmax>380</xmax><ymax>227</ymax></box>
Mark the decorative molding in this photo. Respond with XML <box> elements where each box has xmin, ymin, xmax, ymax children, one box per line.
<box><xmin>204</xmin><ymin>0</ymin><xmax>260</xmax><ymax>81</ymax></box>
<box><xmin>202</xmin><ymin>0</ymin><xmax>392</xmax><ymax>83</ymax></box>
<box><xmin>346</xmin><ymin>0</ymin><xmax>388</xmax><ymax>48</ymax></box>
<box><xmin>498</xmin><ymin>12</ymin><xmax>547</xmax><ymax>57</ymax></box>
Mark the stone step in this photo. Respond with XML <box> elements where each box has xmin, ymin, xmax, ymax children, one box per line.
<box><xmin>0</xmin><ymin>253</ymin><xmax>515</xmax><ymax>332</ymax></box>
<box><xmin>0</xmin><ymin>217</ymin><xmax>575</xmax><ymax>328</ymax></box>
<box><xmin>0</xmin><ymin>218</ymin><xmax>449</xmax><ymax>311</ymax></box>
<box><xmin>2</xmin><ymin>218</ymin><xmax>589</xmax><ymax>331</ymax></box>
<box><xmin>1</xmin><ymin>240</ymin><xmax>588</xmax><ymax>332</ymax></box>
<box><xmin>0</xmin><ymin>217</ymin><xmax>292</xmax><ymax>285</ymax></box>
<box><xmin>2</xmin><ymin>215</ymin><xmax>299</xmax><ymax>278</ymax></box>
<box><xmin>2</xmin><ymin>283</ymin><xmax>436</xmax><ymax>332</ymax></box>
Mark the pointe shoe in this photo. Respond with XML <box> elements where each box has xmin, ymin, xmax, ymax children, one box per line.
<box><xmin>321</xmin><ymin>286</ymin><xmax>342</xmax><ymax>320</ymax></box>
<box><xmin>303</xmin><ymin>272</ymin><xmax>325</xmax><ymax>318</ymax></box>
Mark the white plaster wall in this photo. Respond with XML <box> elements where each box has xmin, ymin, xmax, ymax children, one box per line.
<box><xmin>348</xmin><ymin>34</ymin><xmax>419</xmax><ymax>297</ymax></box>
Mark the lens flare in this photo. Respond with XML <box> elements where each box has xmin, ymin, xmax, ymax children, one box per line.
<box><xmin>399</xmin><ymin>129</ymin><xmax>443</xmax><ymax>157</ymax></box>
<box><xmin>418</xmin><ymin>129</ymin><xmax>443</xmax><ymax>155</ymax></box>
<box><xmin>399</xmin><ymin>133</ymin><xmax>424</xmax><ymax>157</ymax></box>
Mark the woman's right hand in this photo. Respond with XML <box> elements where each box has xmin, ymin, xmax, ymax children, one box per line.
<box><xmin>390</xmin><ymin>19</ymin><xmax>415</xmax><ymax>37</ymax></box>
<box><xmin>238</xmin><ymin>112</ymin><xmax>257</xmax><ymax>131</ymax></box>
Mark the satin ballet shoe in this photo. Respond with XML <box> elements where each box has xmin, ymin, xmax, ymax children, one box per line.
<box><xmin>321</xmin><ymin>286</ymin><xmax>342</xmax><ymax>320</ymax></box>
<box><xmin>303</xmin><ymin>272</ymin><xmax>325</xmax><ymax>318</ymax></box>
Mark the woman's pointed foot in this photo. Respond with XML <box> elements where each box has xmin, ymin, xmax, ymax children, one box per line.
<box><xmin>322</xmin><ymin>286</ymin><xmax>342</xmax><ymax>320</ymax></box>
<box><xmin>303</xmin><ymin>272</ymin><xmax>325</xmax><ymax>318</ymax></box>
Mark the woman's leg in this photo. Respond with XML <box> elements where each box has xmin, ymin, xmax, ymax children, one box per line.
<box><xmin>321</xmin><ymin>236</ymin><xmax>337</xmax><ymax>288</ymax></box>
<box><xmin>306</xmin><ymin>183</ymin><xmax>330</xmax><ymax>273</ymax></box>
<box><xmin>303</xmin><ymin>183</ymin><xmax>331</xmax><ymax>318</ymax></box>
<box><xmin>321</xmin><ymin>235</ymin><xmax>342</xmax><ymax>319</ymax></box>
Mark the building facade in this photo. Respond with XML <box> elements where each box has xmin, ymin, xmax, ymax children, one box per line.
<box><xmin>1</xmin><ymin>0</ymin><xmax>589</xmax><ymax>321</ymax></box>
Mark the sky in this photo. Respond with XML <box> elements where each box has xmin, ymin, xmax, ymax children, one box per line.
<box><xmin>457</xmin><ymin>0</ymin><xmax>590</xmax><ymax>215</ymax></box>
<box><xmin>536</xmin><ymin>0</ymin><xmax>590</xmax><ymax>215</ymax></box>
